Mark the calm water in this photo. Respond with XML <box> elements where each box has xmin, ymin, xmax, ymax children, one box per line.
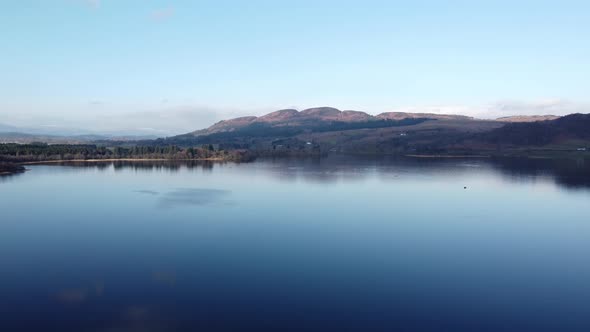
<box><xmin>1</xmin><ymin>156</ymin><xmax>590</xmax><ymax>332</ymax></box>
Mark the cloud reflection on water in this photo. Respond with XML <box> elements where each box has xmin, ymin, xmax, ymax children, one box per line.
<box><xmin>134</xmin><ymin>190</ymin><xmax>160</xmax><ymax>196</ymax></box>
<box><xmin>157</xmin><ymin>188</ymin><xmax>233</xmax><ymax>208</ymax></box>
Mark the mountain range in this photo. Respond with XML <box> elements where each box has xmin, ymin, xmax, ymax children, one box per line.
<box><xmin>154</xmin><ymin>107</ymin><xmax>588</xmax><ymax>157</ymax></box>
<box><xmin>191</xmin><ymin>107</ymin><xmax>477</xmax><ymax>137</ymax></box>
<box><xmin>3</xmin><ymin>107</ymin><xmax>588</xmax><ymax>158</ymax></box>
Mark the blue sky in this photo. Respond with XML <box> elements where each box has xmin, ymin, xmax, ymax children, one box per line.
<box><xmin>1</xmin><ymin>0</ymin><xmax>589</xmax><ymax>135</ymax></box>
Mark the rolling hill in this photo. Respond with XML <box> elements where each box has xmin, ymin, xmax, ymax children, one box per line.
<box><xmin>157</xmin><ymin>108</ymin><xmax>589</xmax><ymax>157</ymax></box>
<box><xmin>190</xmin><ymin>107</ymin><xmax>473</xmax><ymax>137</ymax></box>
<box><xmin>155</xmin><ymin>107</ymin><xmax>501</xmax><ymax>154</ymax></box>
<box><xmin>478</xmin><ymin>113</ymin><xmax>590</xmax><ymax>146</ymax></box>
<box><xmin>3</xmin><ymin>108</ymin><xmax>587</xmax><ymax>159</ymax></box>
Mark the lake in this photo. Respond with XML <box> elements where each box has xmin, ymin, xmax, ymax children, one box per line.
<box><xmin>1</xmin><ymin>156</ymin><xmax>590</xmax><ymax>332</ymax></box>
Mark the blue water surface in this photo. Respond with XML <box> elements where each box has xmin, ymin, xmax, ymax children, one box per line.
<box><xmin>1</xmin><ymin>156</ymin><xmax>589</xmax><ymax>332</ymax></box>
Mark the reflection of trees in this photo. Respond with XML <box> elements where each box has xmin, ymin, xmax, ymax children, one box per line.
<box><xmin>20</xmin><ymin>155</ymin><xmax>590</xmax><ymax>191</ymax></box>
<box><xmin>260</xmin><ymin>155</ymin><xmax>492</xmax><ymax>184</ymax></box>
<box><xmin>113</xmin><ymin>161</ymin><xmax>181</xmax><ymax>172</ymax></box>
<box><xmin>490</xmin><ymin>157</ymin><xmax>590</xmax><ymax>191</ymax></box>
<box><xmin>0</xmin><ymin>171</ymin><xmax>24</xmax><ymax>182</ymax></box>
<box><xmin>55</xmin><ymin>161</ymin><xmax>111</xmax><ymax>170</ymax></box>
<box><xmin>51</xmin><ymin>160</ymin><xmax>224</xmax><ymax>173</ymax></box>
<box><xmin>258</xmin><ymin>155</ymin><xmax>590</xmax><ymax>190</ymax></box>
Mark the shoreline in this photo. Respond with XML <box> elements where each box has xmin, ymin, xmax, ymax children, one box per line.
<box><xmin>405</xmin><ymin>154</ymin><xmax>491</xmax><ymax>158</ymax></box>
<box><xmin>19</xmin><ymin>158</ymin><xmax>227</xmax><ymax>165</ymax></box>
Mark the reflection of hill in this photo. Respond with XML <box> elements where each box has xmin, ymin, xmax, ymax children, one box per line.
<box><xmin>26</xmin><ymin>156</ymin><xmax>590</xmax><ymax>191</ymax></box>
<box><xmin>258</xmin><ymin>155</ymin><xmax>590</xmax><ymax>190</ymax></box>
<box><xmin>490</xmin><ymin>157</ymin><xmax>590</xmax><ymax>191</ymax></box>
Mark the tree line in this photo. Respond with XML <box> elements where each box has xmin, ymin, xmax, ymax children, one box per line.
<box><xmin>0</xmin><ymin>143</ymin><xmax>254</xmax><ymax>162</ymax></box>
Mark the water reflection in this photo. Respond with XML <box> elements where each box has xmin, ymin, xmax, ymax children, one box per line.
<box><xmin>20</xmin><ymin>156</ymin><xmax>590</xmax><ymax>191</ymax></box>
<box><xmin>134</xmin><ymin>190</ymin><xmax>160</xmax><ymax>196</ymax></box>
<box><xmin>490</xmin><ymin>157</ymin><xmax>590</xmax><ymax>191</ymax></box>
<box><xmin>158</xmin><ymin>188</ymin><xmax>233</xmax><ymax>208</ymax></box>
<box><xmin>258</xmin><ymin>155</ymin><xmax>590</xmax><ymax>190</ymax></box>
<box><xmin>0</xmin><ymin>170</ymin><xmax>25</xmax><ymax>182</ymax></box>
<box><xmin>36</xmin><ymin>160</ymin><xmax>218</xmax><ymax>173</ymax></box>
<box><xmin>1</xmin><ymin>156</ymin><xmax>590</xmax><ymax>332</ymax></box>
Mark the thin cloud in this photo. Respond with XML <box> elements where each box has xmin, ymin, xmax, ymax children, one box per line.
<box><xmin>485</xmin><ymin>100</ymin><xmax>588</xmax><ymax>117</ymax></box>
<box><xmin>84</xmin><ymin>0</ymin><xmax>100</xmax><ymax>9</ymax></box>
<box><xmin>69</xmin><ymin>0</ymin><xmax>100</xmax><ymax>10</ymax></box>
<box><xmin>387</xmin><ymin>100</ymin><xmax>589</xmax><ymax>119</ymax></box>
<box><xmin>150</xmin><ymin>7</ymin><xmax>175</xmax><ymax>22</ymax></box>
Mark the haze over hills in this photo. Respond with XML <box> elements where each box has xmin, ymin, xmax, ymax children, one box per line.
<box><xmin>0</xmin><ymin>123</ymin><xmax>18</xmax><ymax>132</ymax></box>
<box><xmin>0</xmin><ymin>122</ymin><xmax>159</xmax><ymax>143</ymax></box>
<box><xmin>496</xmin><ymin>115</ymin><xmax>561</xmax><ymax>123</ymax></box>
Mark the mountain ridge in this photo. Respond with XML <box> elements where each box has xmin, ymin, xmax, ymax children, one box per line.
<box><xmin>191</xmin><ymin>107</ymin><xmax>474</xmax><ymax>136</ymax></box>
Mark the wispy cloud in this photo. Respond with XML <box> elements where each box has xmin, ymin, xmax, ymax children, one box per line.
<box><xmin>150</xmin><ymin>7</ymin><xmax>175</xmax><ymax>22</ymax></box>
<box><xmin>388</xmin><ymin>100</ymin><xmax>589</xmax><ymax>119</ymax></box>
<box><xmin>484</xmin><ymin>100</ymin><xmax>588</xmax><ymax>117</ymax></box>
<box><xmin>84</xmin><ymin>0</ymin><xmax>100</xmax><ymax>9</ymax></box>
<box><xmin>70</xmin><ymin>0</ymin><xmax>100</xmax><ymax>10</ymax></box>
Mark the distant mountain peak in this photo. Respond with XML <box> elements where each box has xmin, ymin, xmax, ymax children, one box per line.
<box><xmin>191</xmin><ymin>116</ymin><xmax>258</xmax><ymax>136</ymax></box>
<box><xmin>189</xmin><ymin>107</ymin><xmax>474</xmax><ymax>136</ymax></box>
<box><xmin>257</xmin><ymin>109</ymin><xmax>299</xmax><ymax>122</ymax></box>
<box><xmin>300</xmin><ymin>107</ymin><xmax>342</xmax><ymax>118</ymax></box>
<box><xmin>340</xmin><ymin>111</ymin><xmax>372</xmax><ymax>121</ymax></box>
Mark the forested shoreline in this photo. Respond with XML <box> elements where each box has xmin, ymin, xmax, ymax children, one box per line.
<box><xmin>0</xmin><ymin>143</ymin><xmax>255</xmax><ymax>165</ymax></box>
